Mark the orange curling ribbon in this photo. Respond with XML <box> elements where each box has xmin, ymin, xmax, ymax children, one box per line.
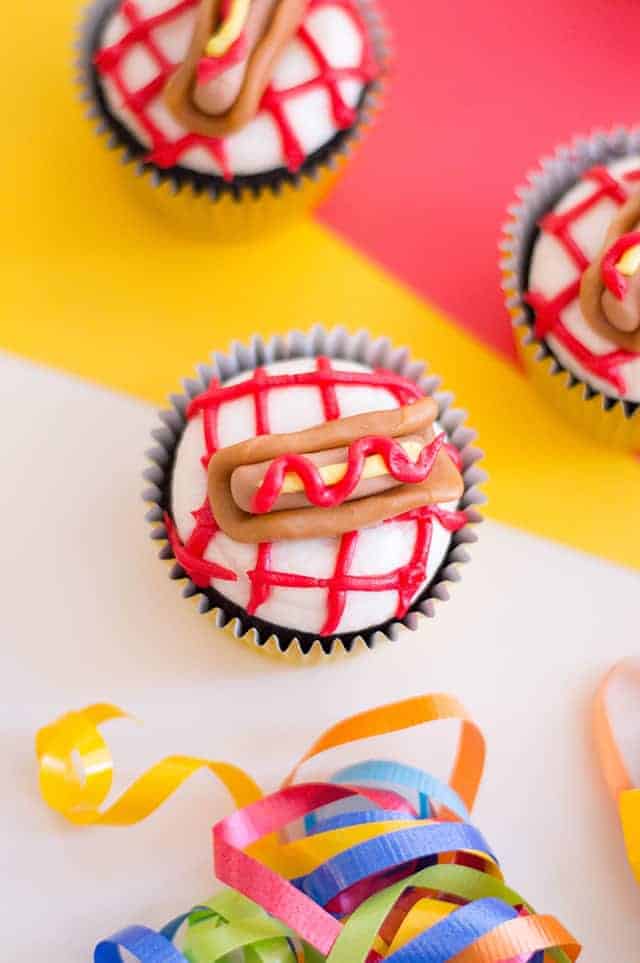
<box><xmin>282</xmin><ymin>693</ymin><xmax>485</xmax><ymax>815</ymax></box>
<box><xmin>449</xmin><ymin>915</ymin><xmax>581</xmax><ymax>962</ymax></box>
<box><xmin>594</xmin><ymin>660</ymin><xmax>640</xmax><ymax>885</ymax></box>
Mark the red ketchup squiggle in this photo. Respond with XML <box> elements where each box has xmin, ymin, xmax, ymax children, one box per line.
<box><xmin>197</xmin><ymin>33</ymin><xmax>249</xmax><ymax>85</ymax></box>
<box><xmin>601</xmin><ymin>231</ymin><xmax>640</xmax><ymax>300</ymax></box>
<box><xmin>251</xmin><ymin>433</ymin><xmax>447</xmax><ymax>514</ymax></box>
<box><xmin>169</xmin><ymin>358</ymin><xmax>466</xmax><ymax>636</ymax></box>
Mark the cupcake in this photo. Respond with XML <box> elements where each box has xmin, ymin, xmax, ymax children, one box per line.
<box><xmin>80</xmin><ymin>0</ymin><xmax>386</xmax><ymax>230</ymax></box>
<box><xmin>144</xmin><ymin>329</ymin><xmax>484</xmax><ymax>657</ymax></box>
<box><xmin>502</xmin><ymin>130</ymin><xmax>640</xmax><ymax>449</ymax></box>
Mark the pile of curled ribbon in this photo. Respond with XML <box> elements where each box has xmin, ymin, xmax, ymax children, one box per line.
<box><xmin>37</xmin><ymin>693</ymin><xmax>583</xmax><ymax>962</ymax></box>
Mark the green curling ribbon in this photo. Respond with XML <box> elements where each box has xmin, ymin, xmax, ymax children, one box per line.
<box><xmin>183</xmin><ymin>891</ymin><xmax>301</xmax><ymax>963</ymax></box>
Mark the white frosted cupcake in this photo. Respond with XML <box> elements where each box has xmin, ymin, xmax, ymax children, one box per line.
<box><xmin>80</xmin><ymin>0</ymin><xmax>386</xmax><ymax>226</ymax></box>
<box><xmin>144</xmin><ymin>329</ymin><xmax>485</xmax><ymax>658</ymax></box>
<box><xmin>503</xmin><ymin>130</ymin><xmax>640</xmax><ymax>448</ymax></box>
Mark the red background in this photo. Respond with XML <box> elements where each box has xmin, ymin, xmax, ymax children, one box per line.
<box><xmin>320</xmin><ymin>0</ymin><xmax>640</xmax><ymax>359</ymax></box>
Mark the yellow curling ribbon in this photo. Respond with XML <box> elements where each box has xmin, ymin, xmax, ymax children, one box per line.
<box><xmin>206</xmin><ymin>0</ymin><xmax>252</xmax><ymax>58</ymax></box>
<box><xmin>35</xmin><ymin>703</ymin><xmax>262</xmax><ymax>826</ymax></box>
<box><xmin>387</xmin><ymin>899</ymin><xmax>455</xmax><ymax>953</ymax></box>
<box><xmin>36</xmin><ymin>693</ymin><xmax>482</xmax><ymax>830</ymax></box>
<box><xmin>256</xmin><ymin>818</ymin><xmax>500</xmax><ymax>881</ymax></box>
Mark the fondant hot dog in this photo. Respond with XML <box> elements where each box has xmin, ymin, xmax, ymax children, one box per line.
<box><xmin>164</xmin><ymin>0</ymin><xmax>307</xmax><ymax>137</ymax></box>
<box><xmin>207</xmin><ymin>398</ymin><xmax>465</xmax><ymax>543</ymax></box>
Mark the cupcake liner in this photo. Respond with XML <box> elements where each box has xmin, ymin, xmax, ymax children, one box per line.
<box><xmin>501</xmin><ymin>126</ymin><xmax>640</xmax><ymax>450</ymax></box>
<box><xmin>142</xmin><ymin>326</ymin><xmax>486</xmax><ymax>662</ymax></box>
<box><xmin>75</xmin><ymin>0</ymin><xmax>389</xmax><ymax>240</ymax></box>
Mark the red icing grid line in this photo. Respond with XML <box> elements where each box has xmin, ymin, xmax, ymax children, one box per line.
<box><xmin>524</xmin><ymin>165</ymin><xmax>640</xmax><ymax>395</ymax></box>
<box><xmin>95</xmin><ymin>0</ymin><xmax>378</xmax><ymax>180</ymax></box>
<box><xmin>167</xmin><ymin>358</ymin><xmax>467</xmax><ymax>637</ymax></box>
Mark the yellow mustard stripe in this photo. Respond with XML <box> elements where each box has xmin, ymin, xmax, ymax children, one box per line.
<box><xmin>206</xmin><ymin>0</ymin><xmax>251</xmax><ymax>57</ymax></box>
<box><xmin>1</xmin><ymin>2</ymin><xmax>639</xmax><ymax>570</ymax></box>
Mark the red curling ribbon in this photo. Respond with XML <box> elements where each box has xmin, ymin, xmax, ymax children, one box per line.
<box><xmin>213</xmin><ymin>782</ymin><xmax>402</xmax><ymax>956</ymax></box>
<box><xmin>251</xmin><ymin>434</ymin><xmax>448</xmax><ymax>514</ymax></box>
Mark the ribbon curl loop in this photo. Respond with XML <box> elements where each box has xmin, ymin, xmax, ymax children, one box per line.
<box><xmin>35</xmin><ymin>702</ymin><xmax>261</xmax><ymax>825</ymax></box>
<box><xmin>594</xmin><ymin>659</ymin><xmax>640</xmax><ymax>885</ymax></box>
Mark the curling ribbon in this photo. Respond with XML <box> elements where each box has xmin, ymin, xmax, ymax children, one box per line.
<box><xmin>35</xmin><ymin>694</ymin><xmax>581</xmax><ymax>962</ymax></box>
<box><xmin>35</xmin><ymin>694</ymin><xmax>481</xmax><ymax>827</ymax></box>
<box><xmin>593</xmin><ymin>660</ymin><xmax>640</xmax><ymax>885</ymax></box>
<box><xmin>35</xmin><ymin>703</ymin><xmax>262</xmax><ymax>825</ymax></box>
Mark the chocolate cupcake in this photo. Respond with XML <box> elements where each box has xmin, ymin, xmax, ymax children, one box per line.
<box><xmin>79</xmin><ymin>0</ymin><xmax>386</xmax><ymax>231</ymax></box>
<box><xmin>502</xmin><ymin>130</ymin><xmax>640</xmax><ymax>449</ymax></box>
<box><xmin>144</xmin><ymin>328</ymin><xmax>485</xmax><ymax>659</ymax></box>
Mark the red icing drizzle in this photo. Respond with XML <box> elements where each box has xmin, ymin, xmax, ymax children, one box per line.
<box><xmin>95</xmin><ymin>0</ymin><xmax>378</xmax><ymax>178</ymax></box>
<box><xmin>525</xmin><ymin>165</ymin><xmax>640</xmax><ymax>395</ymax></box>
<box><xmin>251</xmin><ymin>432</ymin><xmax>448</xmax><ymax>513</ymax></box>
<box><xmin>165</xmin><ymin>503</ymin><xmax>237</xmax><ymax>587</ymax></box>
<box><xmin>169</xmin><ymin>358</ymin><xmax>467</xmax><ymax>636</ymax></box>
<box><xmin>601</xmin><ymin>231</ymin><xmax>640</xmax><ymax>300</ymax></box>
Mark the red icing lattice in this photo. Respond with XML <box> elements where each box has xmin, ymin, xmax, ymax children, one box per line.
<box><xmin>166</xmin><ymin>358</ymin><xmax>467</xmax><ymax>637</ymax></box>
<box><xmin>95</xmin><ymin>0</ymin><xmax>378</xmax><ymax>180</ymax></box>
<box><xmin>525</xmin><ymin>165</ymin><xmax>640</xmax><ymax>395</ymax></box>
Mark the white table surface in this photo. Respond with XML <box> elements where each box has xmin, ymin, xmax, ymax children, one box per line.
<box><xmin>2</xmin><ymin>352</ymin><xmax>639</xmax><ymax>961</ymax></box>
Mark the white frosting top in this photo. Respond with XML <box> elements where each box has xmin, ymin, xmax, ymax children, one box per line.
<box><xmin>171</xmin><ymin>358</ymin><xmax>457</xmax><ymax>637</ymax></box>
<box><xmin>97</xmin><ymin>0</ymin><xmax>370</xmax><ymax>177</ymax></box>
<box><xmin>528</xmin><ymin>156</ymin><xmax>640</xmax><ymax>402</ymax></box>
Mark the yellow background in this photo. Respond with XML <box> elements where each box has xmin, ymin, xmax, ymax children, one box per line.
<box><xmin>2</xmin><ymin>0</ymin><xmax>639</xmax><ymax>570</ymax></box>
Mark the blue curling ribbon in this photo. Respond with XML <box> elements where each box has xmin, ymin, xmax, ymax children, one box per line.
<box><xmin>307</xmin><ymin>809</ymin><xmax>416</xmax><ymax>836</ymax></box>
<box><xmin>329</xmin><ymin>761</ymin><xmax>470</xmax><ymax>821</ymax></box>
<box><xmin>94</xmin><ymin>925</ymin><xmax>188</xmax><ymax>963</ymax></box>
<box><xmin>387</xmin><ymin>897</ymin><xmax>518</xmax><ymax>963</ymax></box>
<box><xmin>302</xmin><ymin>822</ymin><xmax>496</xmax><ymax>907</ymax></box>
<box><xmin>95</xmin><ymin>906</ymin><xmax>217</xmax><ymax>963</ymax></box>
